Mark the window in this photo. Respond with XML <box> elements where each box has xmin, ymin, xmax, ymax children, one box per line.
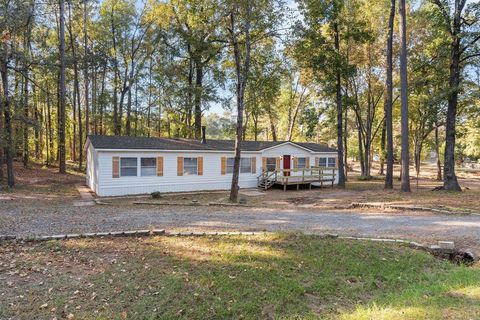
<box><xmin>141</xmin><ymin>158</ymin><xmax>156</xmax><ymax>176</ymax></box>
<box><xmin>120</xmin><ymin>157</ymin><xmax>137</xmax><ymax>177</ymax></box>
<box><xmin>318</xmin><ymin>157</ymin><xmax>327</xmax><ymax>167</ymax></box>
<box><xmin>266</xmin><ymin>157</ymin><xmax>277</xmax><ymax>172</ymax></box>
<box><xmin>240</xmin><ymin>158</ymin><xmax>252</xmax><ymax>173</ymax></box>
<box><xmin>327</xmin><ymin>157</ymin><xmax>337</xmax><ymax>168</ymax></box>
<box><xmin>296</xmin><ymin>157</ymin><xmax>307</xmax><ymax>169</ymax></box>
<box><xmin>227</xmin><ymin>158</ymin><xmax>234</xmax><ymax>173</ymax></box>
<box><xmin>184</xmin><ymin>157</ymin><xmax>198</xmax><ymax>175</ymax></box>
<box><xmin>226</xmin><ymin>157</ymin><xmax>252</xmax><ymax>174</ymax></box>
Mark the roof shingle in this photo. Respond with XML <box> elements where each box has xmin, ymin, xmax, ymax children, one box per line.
<box><xmin>87</xmin><ymin>135</ymin><xmax>337</xmax><ymax>153</ymax></box>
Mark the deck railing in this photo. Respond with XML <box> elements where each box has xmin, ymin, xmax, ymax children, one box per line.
<box><xmin>258</xmin><ymin>167</ymin><xmax>337</xmax><ymax>191</ymax></box>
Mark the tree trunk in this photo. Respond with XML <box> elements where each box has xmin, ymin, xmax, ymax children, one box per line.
<box><xmin>125</xmin><ymin>61</ymin><xmax>134</xmax><ymax>136</ymax></box>
<box><xmin>22</xmin><ymin>57</ymin><xmax>29</xmax><ymax>168</ymax></box>
<box><xmin>435</xmin><ymin>119</ymin><xmax>442</xmax><ymax>181</ymax></box>
<box><xmin>113</xmin><ymin>70</ymin><xmax>119</xmax><ymax>134</ymax></box>
<box><xmin>92</xmin><ymin>64</ymin><xmax>97</xmax><ymax>134</ymax></box>
<box><xmin>147</xmin><ymin>57</ymin><xmax>152</xmax><ymax>136</ymax></box>
<box><xmin>75</xmin><ymin>62</ymin><xmax>82</xmax><ymax>169</ymax></box>
<box><xmin>1</xmin><ymin>52</ymin><xmax>15</xmax><ymax>187</ymax></box>
<box><xmin>67</xmin><ymin>2</ymin><xmax>77</xmax><ymax>162</ymax></box>
<box><xmin>379</xmin><ymin>118</ymin><xmax>386</xmax><ymax>175</ymax></box>
<box><xmin>343</xmin><ymin>105</ymin><xmax>348</xmax><ymax>180</ymax></box>
<box><xmin>33</xmin><ymin>74</ymin><xmax>40</xmax><ymax>159</ymax></box>
<box><xmin>186</xmin><ymin>53</ymin><xmax>193</xmax><ymax>138</ymax></box>
<box><xmin>357</xmin><ymin>119</ymin><xmax>365</xmax><ymax>177</ymax></box>
<box><xmin>0</xmin><ymin>67</ymin><xmax>3</xmax><ymax>181</ymax></box>
<box><xmin>384</xmin><ymin>0</ymin><xmax>395</xmax><ymax>189</ymax></box>
<box><xmin>334</xmin><ymin>23</ymin><xmax>345</xmax><ymax>187</ymax></box>
<box><xmin>267</xmin><ymin>109</ymin><xmax>277</xmax><ymax>141</ymax></box>
<box><xmin>68</xmin><ymin>4</ymin><xmax>82</xmax><ymax>169</ymax></box>
<box><xmin>99</xmin><ymin>65</ymin><xmax>106</xmax><ymax>135</ymax></box>
<box><xmin>229</xmin><ymin>0</ymin><xmax>251</xmax><ymax>203</ymax></box>
<box><xmin>126</xmin><ymin>85</ymin><xmax>132</xmax><ymax>135</ymax></box>
<box><xmin>414</xmin><ymin>140</ymin><xmax>422</xmax><ymax>177</ymax></box>
<box><xmin>399</xmin><ymin>0</ymin><xmax>410</xmax><ymax>192</ymax></box>
<box><xmin>443</xmin><ymin>38</ymin><xmax>462</xmax><ymax>190</ymax></box>
<box><xmin>47</xmin><ymin>85</ymin><xmax>55</xmax><ymax>165</ymax></box>
<box><xmin>58</xmin><ymin>0</ymin><xmax>67</xmax><ymax>174</ymax></box>
<box><xmin>194</xmin><ymin>62</ymin><xmax>203</xmax><ymax>140</ymax></box>
<box><xmin>84</xmin><ymin>0</ymin><xmax>89</xmax><ymax>140</ymax></box>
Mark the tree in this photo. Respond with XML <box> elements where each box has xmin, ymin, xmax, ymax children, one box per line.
<box><xmin>384</xmin><ymin>0</ymin><xmax>395</xmax><ymax>189</ymax></box>
<box><xmin>228</xmin><ymin>0</ymin><xmax>252</xmax><ymax>203</ymax></box>
<box><xmin>1</xmin><ymin>31</ymin><xmax>14</xmax><ymax>187</ymax></box>
<box><xmin>432</xmin><ymin>0</ymin><xmax>480</xmax><ymax>191</ymax></box>
<box><xmin>399</xmin><ymin>0</ymin><xmax>410</xmax><ymax>192</ymax></box>
<box><xmin>58</xmin><ymin>0</ymin><xmax>67</xmax><ymax>174</ymax></box>
<box><xmin>168</xmin><ymin>0</ymin><xmax>226</xmax><ymax>139</ymax></box>
<box><xmin>295</xmin><ymin>0</ymin><xmax>366</xmax><ymax>186</ymax></box>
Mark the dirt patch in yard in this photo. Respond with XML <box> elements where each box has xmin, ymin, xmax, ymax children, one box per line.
<box><xmin>0</xmin><ymin>161</ymin><xmax>83</xmax><ymax>203</ymax></box>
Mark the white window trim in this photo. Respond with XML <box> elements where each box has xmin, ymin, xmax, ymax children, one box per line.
<box><xmin>120</xmin><ymin>157</ymin><xmax>138</xmax><ymax>177</ymax></box>
<box><xmin>183</xmin><ymin>157</ymin><xmax>198</xmax><ymax>176</ymax></box>
<box><xmin>296</xmin><ymin>157</ymin><xmax>307</xmax><ymax>169</ymax></box>
<box><xmin>266</xmin><ymin>157</ymin><xmax>277</xmax><ymax>172</ymax></box>
<box><xmin>226</xmin><ymin>157</ymin><xmax>252</xmax><ymax>174</ymax></box>
<box><xmin>140</xmin><ymin>157</ymin><xmax>157</xmax><ymax>177</ymax></box>
<box><xmin>318</xmin><ymin>157</ymin><xmax>336</xmax><ymax>168</ymax></box>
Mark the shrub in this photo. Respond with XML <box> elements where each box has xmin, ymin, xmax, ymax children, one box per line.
<box><xmin>151</xmin><ymin>191</ymin><xmax>161</xmax><ymax>199</ymax></box>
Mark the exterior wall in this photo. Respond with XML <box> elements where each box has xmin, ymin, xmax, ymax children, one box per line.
<box><xmin>311</xmin><ymin>152</ymin><xmax>339</xmax><ymax>184</ymax></box>
<box><xmin>86</xmin><ymin>144</ymin><xmax>99</xmax><ymax>193</ymax></box>
<box><xmin>95</xmin><ymin>150</ymin><xmax>260</xmax><ymax>196</ymax></box>
<box><xmin>88</xmin><ymin>142</ymin><xmax>339</xmax><ymax>196</ymax></box>
<box><xmin>261</xmin><ymin>143</ymin><xmax>313</xmax><ymax>171</ymax></box>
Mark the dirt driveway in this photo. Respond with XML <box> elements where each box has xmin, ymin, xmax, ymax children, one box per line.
<box><xmin>1</xmin><ymin>199</ymin><xmax>480</xmax><ymax>248</ymax></box>
<box><xmin>1</xmin><ymin>162</ymin><xmax>480</xmax><ymax>249</ymax></box>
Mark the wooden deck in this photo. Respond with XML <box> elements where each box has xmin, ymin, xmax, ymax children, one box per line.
<box><xmin>258</xmin><ymin>167</ymin><xmax>337</xmax><ymax>191</ymax></box>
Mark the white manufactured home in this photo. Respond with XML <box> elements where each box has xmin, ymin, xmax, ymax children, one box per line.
<box><xmin>85</xmin><ymin>134</ymin><xmax>339</xmax><ymax>197</ymax></box>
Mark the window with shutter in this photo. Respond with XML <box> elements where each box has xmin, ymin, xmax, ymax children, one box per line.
<box><xmin>140</xmin><ymin>158</ymin><xmax>156</xmax><ymax>176</ymax></box>
<box><xmin>120</xmin><ymin>158</ymin><xmax>138</xmax><ymax>177</ymax></box>
<box><xmin>183</xmin><ymin>157</ymin><xmax>198</xmax><ymax>175</ymax></box>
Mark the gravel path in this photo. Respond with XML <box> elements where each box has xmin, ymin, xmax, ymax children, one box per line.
<box><xmin>1</xmin><ymin>201</ymin><xmax>480</xmax><ymax>246</ymax></box>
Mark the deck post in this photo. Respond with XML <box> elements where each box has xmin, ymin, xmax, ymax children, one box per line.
<box><xmin>332</xmin><ymin>169</ymin><xmax>335</xmax><ymax>187</ymax></box>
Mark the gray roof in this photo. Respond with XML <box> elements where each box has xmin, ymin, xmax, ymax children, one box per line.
<box><xmin>87</xmin><ymin>135</ymin><xmax>337</xmax><ymax>153</ymax></box>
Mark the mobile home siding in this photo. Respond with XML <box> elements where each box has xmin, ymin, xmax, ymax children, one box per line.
<box><xmin>86</xmin><ymin>143</ymin><xmax>99</xmax><ymax>192</ymax></box>
<box><xmin>86</xmin><ymin>140</ymin><xmax>339</xmax><ymax>196</ymax></box>
<box><xmin>94</xmin><ymin>151</ymin><xmax>261</xmax><ymax>196</ymax></box>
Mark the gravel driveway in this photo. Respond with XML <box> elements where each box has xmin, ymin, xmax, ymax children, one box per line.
<box><xmin>1</xmin><ymin>201</ymin><xmax>480</xmax><ymax>246</ymax></box>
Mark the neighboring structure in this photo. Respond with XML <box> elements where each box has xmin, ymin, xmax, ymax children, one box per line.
<box><xmin>85</xmin><ymin>133</ymin><xmax>338</xmax><ymax>196</ymax></box>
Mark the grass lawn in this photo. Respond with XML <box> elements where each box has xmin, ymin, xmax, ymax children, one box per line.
<box><xmin>1</xmin><ymin>234</ymin><xmax>479</xmax><ymax>319</ymax></box>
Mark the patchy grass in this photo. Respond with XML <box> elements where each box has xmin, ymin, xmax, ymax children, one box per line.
<box><xmin>1</xmin><ymin>234</ymin><xmax>479</xmax><ymax>319</ymax></box>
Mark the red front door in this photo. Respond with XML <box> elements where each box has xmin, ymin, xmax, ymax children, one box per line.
<box><xmin>283</xmin><ymin>155</ymin><xmax>291</xmax><ymax>176</ymax></box>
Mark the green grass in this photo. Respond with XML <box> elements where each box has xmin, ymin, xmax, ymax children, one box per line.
<box><xmin>1</xmin><ymin>234</ymin><xmax>479</xmax><ymax>319</ymax></box>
